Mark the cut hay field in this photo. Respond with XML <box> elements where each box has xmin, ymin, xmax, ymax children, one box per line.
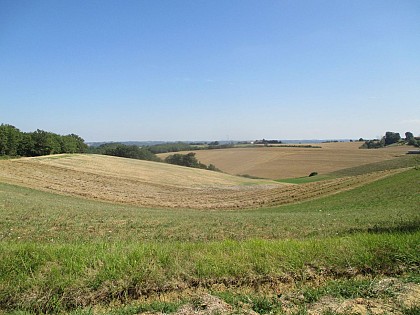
<box><xmin>0</xmin><ymin>150</ymin><xmax>419</xmax><ymax>314</ymax></box>
<box><xmin>158</xmin><ymin>142</ymin><xmax>410</xmax><ymax>179</ymax></box>
<box><xmin>0</xmin><ymin>154</ymin><xmax>406</xmax><ymax>210</ymax></box>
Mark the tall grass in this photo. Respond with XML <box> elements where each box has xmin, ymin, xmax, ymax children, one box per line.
<box><xmin>1</xmin><ymin>233</ymin><xmax>419</xmax><ymax>312</ymax></box>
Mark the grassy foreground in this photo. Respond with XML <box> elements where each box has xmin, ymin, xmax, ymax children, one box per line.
<box><xmin>1</xmin><ymin>234</ymin><xmax>419</xmax><ymax>313</ymax></box>
<box><xmin>0</xmin><ymin>168</ymin><xmax>419</xmax><ymax>313</ymax></box>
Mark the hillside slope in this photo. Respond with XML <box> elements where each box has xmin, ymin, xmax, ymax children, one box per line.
<box><xmin>0</xmin><ymin>154</ymin><xmax>406</xmax><ymax>209</ymax></box>
<box><xmin>1</xmin><ymin>169</ymin><xmax>419</xmax><ymax>313</ymax></box>
<box><xmin>158</xmin><ymin>142</ymin><xmax>410</xmax><ymax>179</ymax></box>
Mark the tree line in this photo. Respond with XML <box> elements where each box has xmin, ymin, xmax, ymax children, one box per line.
<box><xmin>1</xmin><ymin>124</ymin><xmax>221</xmax><ymax>172</ymax></box>
<box><xmin>88</xmin><ymin>142</ymin><xmax>160</xmax><ymax>162</ymax></box>
<box><xmin>253</xmin><ymin>139</ymin><xmax>282</xmax><ymax>145</ymax></box>
<box><xmin>89</xmin><ymin>143</ymin><xmax>220</xmax><ymax>171</ymax></box>
<box><xmin>145</xmin><ymin>141</ymin><xmax>234</xmax><ymax>153</ymax></box>
<box><xmin>146</xmin><ymin>142</ymin><xmax>199</xmax><ymax>154</ymax></box>
<box><xmin>361</xmin><ymin>131</ymin><xmax>419</xmax><ymax>149</ymax></box>
<box><xmin>0</xmin><ymin>124</ymin><xmax>88</xmax><ymax>157</ymax></box>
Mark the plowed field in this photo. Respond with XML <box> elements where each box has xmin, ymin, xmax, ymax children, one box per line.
<box><xmin>0</xmin><ymin>154</ymin><xmax>404</xmax><ymax>209</ymax></box>
<box><xmin>158</xmin><ymin>142</ymin><xmax>410</xmax><ymax>179</ymax></box>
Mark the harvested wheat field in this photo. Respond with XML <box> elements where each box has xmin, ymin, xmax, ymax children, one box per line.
<box><xmin>158</xmin><ymin>142</ymin><xmax>410</xmax><ymax>179</ymax></box>
<box><xmin>0</xmin><ymin>153</ymin><xmax>405</xmax><ymax>210</ymax></box>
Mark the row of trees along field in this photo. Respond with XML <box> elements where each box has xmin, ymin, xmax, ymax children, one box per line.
<box><xmin>1</xmin><ymin>124</ymin><xmax>221</xmax><ymax>171</ymax></box>
<box><xmin>0</xmin><ymin>124</ymin><xmax>87</xmax><ymax>157</ymax></box>
<box><xmin>145</xmin><ymin>141</ymin><xmax>234</xmax><ymax>154</ymax></box>
<box><xmin>88</xmin><ymin>142</ymin><xmax>161</xmax><ymax>162</ymax></box>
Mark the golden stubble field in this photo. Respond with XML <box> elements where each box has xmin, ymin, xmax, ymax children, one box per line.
<box><xmin>158</xmin><ymin>142</ymin><xmax>410</xmax><ymax>179</ymax></box>
<box><xmin>0</xmin><ymin>153</ymin><xmax>403</xmax><ymax>210</ymax></box>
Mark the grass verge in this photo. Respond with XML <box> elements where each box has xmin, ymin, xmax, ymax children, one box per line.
<box><xmin>0</xmin><ymin>233</ymin><xmax>419</xmax><ymax>312</ymax></box>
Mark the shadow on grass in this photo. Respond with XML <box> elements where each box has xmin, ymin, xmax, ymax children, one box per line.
<box><xmin>345</xmin><ymin>220</ymin><xmax>420</xmax><ymax>235</ymax></box>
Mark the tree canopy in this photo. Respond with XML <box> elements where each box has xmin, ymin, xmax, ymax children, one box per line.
<box><xmin>0</xmin><ymin>124</ymin><xmax>88</xmax><ymax>157</ymax></box>
<box><xmin>89</xmin><ymin>143</ymin><xmax>161</xmax><ymax>162</ymax></box>
<box><xmin>361</xmin><ymin>131</ymin><xmax>419</xmax><ymax>149</ymax></box>
<box><xmin>384</xmin><ymin>132</ymin><xmax>401</xmax><ymax>146</ymax></box>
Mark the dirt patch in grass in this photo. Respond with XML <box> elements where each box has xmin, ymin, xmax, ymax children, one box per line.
<box><xmin>103</xmin><ymin>278</ymin><xmax>419</xmax><ymax>314</ymax></box>
<box><xmin>175</xmin><ymin>294</ymin><xmax>235</xmax><ymax>315</ymax></box>
<box><xmin>181</xmin><ymin>279</ymin><xmax>418</xmax><ymax>315</ymax></box>
<box><xmin>306</xmin><ymin>278</ymin><xmax>420</xmax><ymax>314</ymax></box>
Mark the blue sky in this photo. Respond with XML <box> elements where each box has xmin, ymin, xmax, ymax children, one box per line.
<box><xmin>1</xmin><ymin>0</ymin><xmax>419</xmax><ymax>141</ymax></box>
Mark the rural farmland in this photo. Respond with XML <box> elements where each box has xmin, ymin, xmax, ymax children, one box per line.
<box><xmin>0</xmin><ymin>143</ymin><xmax>419</xmax><ymax>314</ymax></box>
<box><xmin>2</xmin><ymin>1</ymin><xmax>420</xmax><ymax>314</ymax></box>
<box><xmin>0</xmin><ymin>152</ymin><xmax>410</xmax><ymax>210</ymax></box>
<box><xmin>158</xmin><ymin>142</ymin><xmax>410</xmax><ymax>179</ymax></box>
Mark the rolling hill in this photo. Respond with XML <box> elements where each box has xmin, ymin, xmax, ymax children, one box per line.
<box><xmin>0</xmin><ymin>153</ymin><xmax>407</xmax><ymax>209</ymax></box>
<box><xmin>158</xmin><ymin>142</ymin><xmax>410</xmax><ymax>179</ymax></box>
<box><xmin>0</xmin><ymin>150</ymin><xmax>419</xmax><ymax>314</ymax></box>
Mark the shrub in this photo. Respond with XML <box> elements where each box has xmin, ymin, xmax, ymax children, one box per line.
<box><xmin>165</xmin><ymin>153</ymin><xmax>220</xmax><ymax>171</ymax></box>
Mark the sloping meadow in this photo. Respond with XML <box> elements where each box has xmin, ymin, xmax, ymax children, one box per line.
<box><xmin>0</xmin><ymin>168</ymin><xmax>419</xmax><ymax>313</ymax></box>
<box><xmin>0</xmin><ymin>154</ymin><xmax>411</xmax><ymax>210</ymax></box>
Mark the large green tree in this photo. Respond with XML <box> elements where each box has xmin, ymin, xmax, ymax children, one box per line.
<box><xmin>31</xmin><ymin>129</ymin><xmax>61</xmax><ymax>156</ymax></box>
<box><xmin>60</xmin><ymin>134</ymin><xmax>87</xmax><ymax>153</ymax></box>
<box><xmin>17</xmin><ymin>132</ymin><xmax>35</xmax><ymax>156</ymax></box>
<box><xmin>405</xmin><ymin>131</ymin><xmax>414</xmax><ymax>140</ymax></box>
<box><xmin>384</xmin><ymin>131</ymin><xmax>401</xmax><ymax>146</ymax></box>
<box><xmin>0</xmin><ymin>124</ymin><xmax>22</xmax><ymax>156</ymax></box>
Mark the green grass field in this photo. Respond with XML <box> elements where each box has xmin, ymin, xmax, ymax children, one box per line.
<box><xmin>276</xmin><ymin>154</ymin><xmax>419</xmax><ymax>184</ymax></box>
<box><xmin>0</xmin><ymin>160</ymin><xmax>419</xmax><ymax>314</ymax></box>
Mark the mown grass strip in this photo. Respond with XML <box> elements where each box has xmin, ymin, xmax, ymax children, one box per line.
<box><xmin>276</xmin><ymin>174</ymin><xmax>334</xmax><ymax>184</ymax></box>
<box><xmin>1</xmin><ymin>232</ymin><xmax>419</xmax><ymax>313</ymax></box>
<box><xmin>330</xmin><ymin>154</ymin><xmax>419</xmax><ymax>177</ymax></box>
<box><xmin>276</xmin><ymin>154</ymin><xmax>419</xmax><ymax>183</ymax></box>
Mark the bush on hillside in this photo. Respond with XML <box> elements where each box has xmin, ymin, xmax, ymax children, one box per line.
<box><xmin>164</xmin><ymin>152</ymin><xmax>220</xmax><ymax>171</ymax></box>
<box><xmin>361</xmin><ymin>139</ymin><xmax>385</xmax><ymax>149</ymax></box>
<box><xmin>405</xmin><ymin>132</ymin><xmax>420</xmax><ymax>147</ymax></box>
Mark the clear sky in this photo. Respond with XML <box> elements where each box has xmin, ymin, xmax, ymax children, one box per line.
<box><xmin>1</xmin><ymin>0</ymin><xmax>419</xmax><ymax>141</ymax></box>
